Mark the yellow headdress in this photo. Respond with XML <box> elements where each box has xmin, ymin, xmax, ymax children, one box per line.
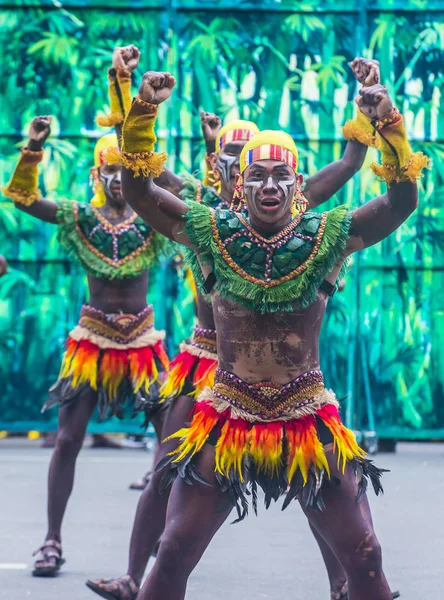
<box><xmin>234</xmin><ymin>130</ymin><xmax>306</xmax><ymax>216</ymax></box>
<box><xmin>215</xmin><ymin>120</ymin><xmax>259</xmax><ymax>154</ymax></box>
<box><xmin>90</xmin><ymin>133</ymin><xmax>119</xmax><ymax>207</ymax></box>
<box><xmin>239</xmin><ymin>130</ymin><xmax>298</xmax><ymax>174</ymax></box>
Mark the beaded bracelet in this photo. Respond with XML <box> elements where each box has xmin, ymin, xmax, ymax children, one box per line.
<box><xmin>373</xmin><ymin>107</ymin><xmax>401</xmax><ymax>131</ymax></box>
<box><xmin>21</xmin><ymin>147</ymin><xmax>44</xmax><ymax>162</ymax></box>
<box><xmin>134</xmin><ymin>97</ymin><xmax>158</xmax><ymax>116</ymax></box>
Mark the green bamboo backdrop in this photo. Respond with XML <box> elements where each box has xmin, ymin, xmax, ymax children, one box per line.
<box><xmin>0</xmin><ymin>0</ymin><xmax>443</xmax><ymax>436</ymax></box>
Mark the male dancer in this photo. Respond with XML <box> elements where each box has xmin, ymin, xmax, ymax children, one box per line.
<box><xmin>104</xmin><ymin>67</ymin><xmax>428</xmax><ymax>600</ymax></box>
<box><xmin>86</xmin><ymin>59</ymin><xmax>390</xmax><ymax>599</ymax></box>
<box><xmin>2</xmin><ymin>48</ymin><xmax>170</xmax><ymax>577</ymax></box>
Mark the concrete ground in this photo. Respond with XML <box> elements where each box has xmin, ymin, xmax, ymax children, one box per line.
<box><xmin>1</xmin><ymin>439</ymin><xmax>443</xmax><ymax>600</ymax></box>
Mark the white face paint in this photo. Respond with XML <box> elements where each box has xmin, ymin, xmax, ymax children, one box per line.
<box><xmin>277</xmin><ymin>176</ymin><xmax>296</xmax><ymax>200</ymax></box>
<box><xmin>216</xmin><ymin>154</ymin><xmax>238</xmax><ymax>184</ymax></box>
<box><xmin>99</xmin><ymin>169</ymin><xmax>121</xmax><ymax>199</ymax></box>
<box><xmin>244</xmin><ymin>179</ymin><xmax>263</xmax><ymax>203</ymax></box>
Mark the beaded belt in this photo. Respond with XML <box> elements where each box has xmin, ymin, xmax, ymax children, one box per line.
<box><xmin>212</xmin><ymin>369</ymin><xmax>325</xmax><ymax>420</ymax></box>
<box><xmin>78</xmin><ymin>304</ymin><xmax>154</xmax><ymax>345</ymax></box>
<box><xmin>190</xmin><ymin>326</ymin><xmax>217</xmax><ymax>354</ymax></box>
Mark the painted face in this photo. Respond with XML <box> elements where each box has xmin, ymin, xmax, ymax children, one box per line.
<box><xmin>243</xmin><ymin>159</ymin><xmax>296</xmax><ymax>225</ymax></box>
<box><xmin>99</xmin><ymin>162</ymin><xmax>123</xmax><ymax>203</ymax></box>
<box><xmin>212</xmin><ymin>141</ymin><xmax>245</xmax><ymax>195</ymax></box>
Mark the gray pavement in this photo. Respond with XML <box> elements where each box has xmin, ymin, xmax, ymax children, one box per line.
<box><xmin>1</xmin><ymin>439</ymin><xmax>443</xmax><ymax>600</ymax></box>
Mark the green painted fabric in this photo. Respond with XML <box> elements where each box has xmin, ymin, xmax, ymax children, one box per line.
<box><xmin>185</xmin><ymin>202</ymin><xmax>351</xmax><ymax>313</ymax></box>
<box><xmin>56</xmin><ymin>200</ymin><xmax>172</xmax><ymax>279</ymax></box>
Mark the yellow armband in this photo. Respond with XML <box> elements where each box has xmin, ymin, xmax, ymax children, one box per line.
<box><xmin>342</xmin><ymin>109</ymin><xmax>378</xmax><ymax>147</ymax></box>
<box><xmin>96</xmin><ymin>67</ymin><xmax>133</xmax><ymax>127</ymax></box>
<box><xmin>370</xmin><ymin>110</ymin><xmax>431</xmax><ymax>185</ymax></box>
<box><xmin>105</xmin><ymin>97</ymin><xmax>167</xmax><ymax>178</ymax></box>
<box><xmin>2</xmin><ymin>148</ymin><xmax>43</xmax><ymax>206</ymax></box>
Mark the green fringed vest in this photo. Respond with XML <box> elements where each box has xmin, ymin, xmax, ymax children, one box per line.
<box><xmin>184</xmin><ymin>202</ymin><xmax>352</xmax><ymax>313</ymax></box>
<box><xmin>56</xmin><ymin>200</ymin><xmax>171</xmax><ymax>279</ymax></box>
<box><xmin>180</xmin><ymin>172</ymin><xmax>229</xmax><ymax>210</ymax></box>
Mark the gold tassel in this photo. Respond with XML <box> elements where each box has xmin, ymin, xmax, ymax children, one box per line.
<box><xmin>96</xmin><ymin>112</ymin><xmax>124</xmax><ymax>127</ymax></box>
<box><xmin>103</xmin><ymin>147</ymin><xmax>167</xmax><ymax>179</ymax></box>
<box><xmin>2</xmin><ymin>186</ymin><xmax>41</xmax><ymax>206</ymax></box>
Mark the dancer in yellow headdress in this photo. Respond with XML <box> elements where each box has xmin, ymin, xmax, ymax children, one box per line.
<box><xmin>91</xmin><ymin>58</ymin><xmax>429</xmax><ymax>600</ymax></box>
<box><xmin>2</xmin><ymin>46</ymin><xmax>172</xmax><ymax>579</ymax></box>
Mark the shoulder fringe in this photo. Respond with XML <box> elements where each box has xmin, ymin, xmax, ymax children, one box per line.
<box><xmin>180</xmin><ymin>172</ymin><xmax>200</xmax><ymax>204</ymax></box>
<box><xmin>2</xmin><ymin>186</ymin><xmax>41</xmax><ymax>206</ymax></box>
<box><xmin>370</xmin><ymin>152</ymin><xmax>431</xmax><ymax>186</ymax></box>
<box><xmin>184</xmin><ymin>203</ymin><xmax>351</xmax><ymax>313</ymax></box>
<box><xmin>104</xmin><ymin>147</ymin><xmax>167</xmax><ymax>178</ymax></box>
<box><xmin>342</xmin><ymin>121</ymin><xmax>378</xmax><ymax>147</ymax></box>
<box><xmin>96</xmin><ymin>112</ymin><xmax>123</xmax><ymax>127</ymax></box>
<box><xmin>56</xmin><ymin>199</ymin><xmax>173</xmax><ymax>279</ymax></box>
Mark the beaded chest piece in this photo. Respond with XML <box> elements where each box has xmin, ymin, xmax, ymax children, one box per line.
<box><xmin>212</xmin><ymin>208</ymin><xmax>327</xmax><ymax>288</ymax></box>
<box><xmin>82</xmin><ymin>205</ymin><xmax>154</xmax><ymax>267</ymax></box>
<box><xmin>56</xmin><ymin>200</ymin><xmax>165</xmax><ymax>280</ymax></box>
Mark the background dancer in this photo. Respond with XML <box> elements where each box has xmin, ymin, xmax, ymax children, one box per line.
<box><xmin>2</xmin><ymin>46</ymin><xmax>170</xmax><ymax>578</ymax></box>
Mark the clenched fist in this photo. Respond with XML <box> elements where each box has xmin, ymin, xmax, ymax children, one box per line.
<box><xmin>28</xmin><ymin>116</ymin><xmax>52</xmax><ymax>151</ymax></box>
<box><xmin>138</xmin><ymin>71</ymin><xmax>176</xmax><ymax>105</ymax></box>
<box><xmin>355</xmin><ymin>85</ymin><xmax>393</xmax><ymax>120</ymax></box>
<box><xmin>112</xmin><ymin>45</ymin><xmax>140</xmax><ymax>72</ymax></box>
<box><xmin>200</xmin><ymin>111</ymin><xmax>222</xmax><ymax>143</ymax></box>
<box><xmin>350</xmin><ymin>57</ymin><xmax>380</xmax><ymax>87</ymax></box>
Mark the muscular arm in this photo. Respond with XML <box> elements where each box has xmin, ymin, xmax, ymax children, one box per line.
<box><xmin>15</xmin><ymin>198</ymin><xmax>59</xmax><ymax>224</ymax></box>
<box><xmin>121</xmin><ymin>168</ymin><xmax>191</xmax><ymax>246</ymax></box>
<box><xmin>153</xmin><ymin>168</ymin><xmax>184</xmax><ymax>197</ymax></box>
<box><xmin>304</xmin><ymin>140</ymin><xmax>367</xmax><ymax>209</ymax></box>
<box><xmin>346</xmin><ymin>180</ymin><xmax>417</xmax><ymax>253</ymax></box>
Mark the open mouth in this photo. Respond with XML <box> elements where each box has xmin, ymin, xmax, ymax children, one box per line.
<box><xmin>261</xmin><ymin>198</ymin><xmax>280</xmax><ymax>210</ymax></box>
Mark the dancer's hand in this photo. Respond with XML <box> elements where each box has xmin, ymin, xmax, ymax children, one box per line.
<box><xmin>112</xmin><ymin>45</ymin><xmax>140</xmax><ymax>72</ymax></box>
<box><xmin>28</xmin><ymin>116</ymin><xmax>52</xmax><ymax>151</ymax></box>
<box><xmin>138</xmin><ymin>71</ymin><xmax>176</xmax><ymax>105</ymax></box>
<box><xmin>200</xmin><ymin>111</ymin><xmax>222</xmax><ymax>142</ymax></box>
<box><xmin>355</xmin><ymin>84</ymin><xmax>393</xmax><ymax>120</ymax></box>
<box><xmin>350</xmin><ymin>57</ymin><xmax>380</xmax><ymax>87</ymax></box>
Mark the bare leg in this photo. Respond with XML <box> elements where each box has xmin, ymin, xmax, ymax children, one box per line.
<box><xmin>301</xmin><ymin>448</ymin><xmax>391</xmax><ymax>600</ymax></box>
<box><xmin>309</xmin><ymin>523</ymin><xmax>348</xmax><ymax>599</ymax></box>
<box><xmin>46</xmin><ymin>388</ymin><xmax>98</xmax><ymax>542</ymax></box>
<box><xmin>137</xmin><ymin>444</ymin><xmax>232</xmax><ymax>600</ymax></box>
<box><xmin>127</xmin><ymin>395</ymin><xmax>196</xmax><ymax>585</ymax></box>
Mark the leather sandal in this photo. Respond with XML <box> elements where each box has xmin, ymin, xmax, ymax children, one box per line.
<box><xmin>32</xmin><ymin>540</ymin><xmax>65</xmax><ymax>577</ymax></box>
<box><xmin>86</xmin><ymin>575</ymin><xmax>139</xmax><ymax>600</ymax></box>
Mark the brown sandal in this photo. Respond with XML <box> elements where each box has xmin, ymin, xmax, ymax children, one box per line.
<box><xmin>129</xmin><ymin>471</ymin><xmax>152</xmax><ymax>491</ymax></box>
<box><xmin>333</xmin><ymin>583</ymin><xmax>400</xmax><ymax>600</ymax></box>
<box><xmin>32</xmin><ymin>540</ymin><xmax>65</xmax><ymax>577</ymax></box>
<box><xmin>86</xmin><ymin>575</ymin><xmax>139</xmax><ymax>600</ymax></box>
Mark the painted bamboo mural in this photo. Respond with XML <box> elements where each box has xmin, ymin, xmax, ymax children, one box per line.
<box><xmin>0</xmin><ymin>0</ymin><xmax>442</xmax><ymax>436</ymax></box>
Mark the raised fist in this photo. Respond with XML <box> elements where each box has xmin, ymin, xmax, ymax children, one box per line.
<box><xmin>112</xmin><ymin>45</ymin><xmax>140</xmax><ymax>72</ymax></box>
<box><xmin>28</xmin><ymin>116</ymin><xmax>52</xmax><ymax>146</ymax></box>
<box><xmin>350</xmin><ymin>57</ymin><xmax>380</xmax><ymax>87</ymax></box>
<box><xmin>200</xmin><ymin>111</ymin><xmax>222</xmax><ymax>142</ymax></box>
<box><xmin>355</xmin><ymin>84</ymin><xmax>393</xmax><ymax>120</ymax></box>
<box><xmin>138</xmin><ymin>71</ymin><xmax>176</xmax><ymax>105</ymax></box>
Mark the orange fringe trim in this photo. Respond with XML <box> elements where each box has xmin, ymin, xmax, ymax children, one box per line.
<box><xmin>59</xmin><ymin>337</ymin><xmax>169</xmax><ymax>401</ymax></box>
<box><xmin>104</xmin><ymin>147</ymin><xmax>167</xmax><ymax>178</ymax></box>
<box><xmin>370</xmin><ymin>152</ymin><xmax>432</xmax><ymax>186</ymax></box>
<box><xmin>166</xmin><ymin>401</ymin><xmax>365</xmax><ymax>486</ymax></box>
<box><xmin>2</xmin><ymin>186</ymin><xmax>40</xmax><ymax>206</ymax></box>
<box><xmin>160</xmin><ymin>349</ymin><xmax>217</xmax><ymax>402</ymax></box>
<box><xmin>96</xmin><ymin>113</ymin><xmax>124</xmax><ymax>127</ymax></box>
<box><xmin>342</xmin><ymin>121</ymin><xmax>377</xmax><ymax>147</ymax></box>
